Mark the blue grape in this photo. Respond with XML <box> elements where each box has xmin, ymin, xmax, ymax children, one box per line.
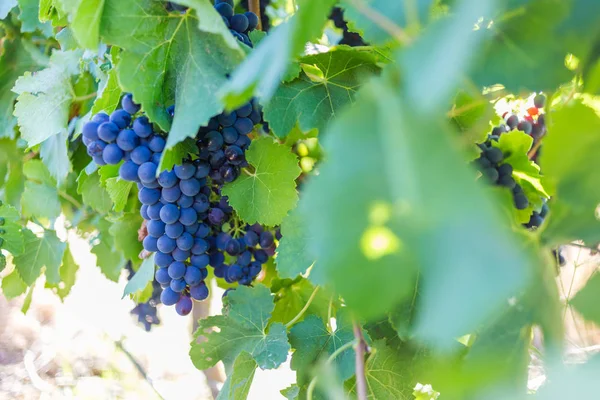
<box><xmin>147</xmin><ymin>220</ymin><xmax>166</xmax><ymax>237</ymax></box>
<box><xmin>249</xmin><ymin>110</ymin><xmax>262</xmax><ymax>124</ymax></box>
<box><xmin>92</xmin><ymin>112</ymin><xmax>110</xmax><ymax>124</ymax></box>
<box><xmin>260</xmin><ymin>231</ymin><xmax>274</xmax><ymax>248</ymax></box>
<box><xmin>215</xmin><ymin>0</ymin><xmax>234</xmax><ymax>6</ymax></box>
<box><xmin>83</xmin><ymin>136</ymin><xmax>92</xmax><ymax>146</ymax></box>
<box><xmin>216</xmin><ymin>232</ymin><xmax>231</xmax><ymax>250</ymax></box>
<box><xmin>119</xmin><ymin>161</ymin><xmax>139</xmax><ymax>182</ymax></box>
<box><xmin>161</xmin><ymin>287</ymin><xmax>180</xmax><ymax>306</ymax></box>
<box><xmin>211</xmin><ymin>253</ymin><xmax>225</xmax><ymax>268</ymax></box>
<box><xmin>172</xmin><ymin>247</ymin><xmax>190</xmax><ymax>261</ymax></box>
<box><xmin>234</xmin><ymin>117</ymin><xmax>254</xmax><ymax>135</ymax></box>
<box><xmin>215</xmin><ymin>2</ymin><xmax>233</xmax><ymax>18</ymax></box>
<box><xmin>110</xmin><ymin>109</ymin><xmax>132</xmax><ymax>129</ymax></box>
<box><xmin>151</xmin><ymin>152</ymin><xmax>162</xmax><ymax>165</ymax></box>
<box><xmin>82</xmin><ymin>121</ymin><xmax>100</xmax><ymax>140</ymax></box>
<box><xmin>165</xmin><ymin>222</ymin><xmax>184</xmax><ymax>239</ymax></box>
<box><xmin>239</xmin><ymin>276</ymin><xmax>252</xmax><ymax>286</ymax></box>
<box><xmin>254</xmin><ymin>249</ymin><xmax>268</xmax><ymax>263</ymax></box>
<box><xmin>177</xmin><ymin>195</ymin><xmax>194</xmax><ymax>208</ymax></box>
<box><xmin>195</xmin><ymin>161</ymin><xmax>210</xmax><ymax>178</ymax></box>
<box><xmin>97</xmin><ymin>122</ymin><xmax>119</xmax><ymax>142</ymax></box>
<box><xmin>191</xmin><ymin>238</ymin><xmax>209</xmax><ymax>255</ymax></box>
<box><xmin>138</xmin><ymin>187</ymin><xmax>161</xmax><ymax>205</ymax></box>
<box><xmin>93</xmin><ymin>155</ymin><xmax>106</xmax><ymax>166</ymax></box>
<box><xmin>155</xmin><ymin>268</ymin><xmax>171</xmax><ymax>285</ymax></box>
<box><xmin>149</xmin><ymin>135</ymin><xmax>166</xmax><ymax>153</ymax></box>
<box><xmin>227</xmin><ymin>264</ymin><xmax>243</xmax><ymax>281</ymax></box>
<box><xmin>221</xmin><ymin>165</ymin><xmax>239</xmax><ymax>183</ymax></box>
<box><xmin>205</xmin><ymin>131</ymin><xmax>224</xmax><ymax>152</ymax></box>
<box><xmin>196</xmin><ymin>223</ymin><xmax>210</xmax><ymax>238</ymax></box>
<box><xmin>158</xmin><ymin>235</ymin><xmax>177</xmax><ymax>253</ymax></box>
<box><xmin>225</xmin><ymin>145</ymin><xmax>244</xmax><ymax>163</ymax></box>
<box><xmin>190</xmin><ymin>282</ymin><xmax>209</xmax><ymax>301</ymax></box>
<box><xmin>235</xmin><ymin>102</ymin><xmax>253</xmax><ymax>118</ymax></box>
<box><xmin>249</xmin><ymin>262</ymin><xmax>262</xmax><ymax>277</ymax></box>
<box><xmin>226</xmin><ymin>239</ymin><xmax>241</xmax><ymax>255</ymax></box>
<box><xmin>180</xmin><ymin>178</ymin><xmax>201</xmax><ymax>197</ymax></box>
<box><xmin>245</xmin><ymin>12</ymin><xmax>259</xmax><ymax>31</ymax></box>
<box><xmin>193</xmin><ymin>194</ymin><xmax>210</xmax><ymax>213</ymax></box>
<box><xmin>174</xmin><ymin>163</ymin><xmax>195</xmax><ymax>180</ymax></box>
<box><xmin>162</xmin><ymin>185</ymin><xmax>182</xmax><ymax>203</ymax></box>
<box><xmin>121</xmin><ymin>93</ymin><xmax>141</xmax><ymax>114</ymax></box>
<box><xmin>138</xmin><ymin>162</ymin><xmax>158</xmax><ymax>183</ymax></box>
<box><xmin>179</xmin><ymin>207</ymin><xmax>197</xmax><ymax>226</ymax></box>
<box><xmin>143</xmin><ymin>180</ymin><xmax>160</xmax><ymax>189</ymax></box>
<box><xmin>117</xmin><ymin>129</ymin><xmax>139</xmax><ymax>151</ymax></box>
<box><xmin>87</xmin><ymin>140</ymin><xmax>106</xmax><ymax>157</ymax></box>
<box><xmin>147</xmin><ymin>202</ymin><xmax>163</xmax><ymax>220</ymax></box>
<box><xmin>235</xmin><ymin>134</ymin><xmax>251</xmax><ymax>149</ymax></box>
<box><xmin>191</xmin><ymin>254</ymin><xmax>210</xmax><ymax>268</ymax></box>
<box><xmin>249</xmin><ymin>223</ymin><xmax>263</xmax><ymax>234</ymax></box>
<box><xmin>184</xmin><ymin>266</ymin><xmax>202</xmax><ymax>286</ymax></box>
<box><xmin>170</xmin><ymin>278</ymin><xmax>187</xmax><ymax>293</ymax></box>
<box><xmin>131</xmin><ymin>146</ymin><xmax>152</xmax><ymax>165</ymax></box>
<box><xmin>208</xmin><ymin>208</ymin><xmax>226</xmax><ymax>225</ymax></box>
<box><xmin>143</xmin><ymin>236</ymin><xmax>159</xmax><ymax>252</ymax></box>
<box><xmin>158</xmin><ymin>170</ymin><xmax>178</xmax><ymax>188</ymax></box>
<box><xmin>140</xmin><ymin>204</ymin><xmax>150</xmax><ymax>220</ymax></box>
<box><xmin>222</xmin><ymin>127</ymin><xmax>239</xmax><ymax>144</ymax></box>
<box><xmin>230</xmin><ymin>14</ymin><xmax>249</xmax><ymax>33</ymax></box>
<box><xmin>175</xmin><ymin>295</ymin><xmax>193</xmax><ymax>315</ymax></box>
<box><xmin>155</xmin><ymin>251</ymin><xmax>174</xmax><ymax>268</ymax></box>
<box><xmin>217</xmin><ymin>111</ymin><xmax>237</xmax><ymax>127</ymax></box>
<box><xmin>177</xmin><ymin>232</ymin><xmax>194</xmax><ymax>251</ymax></box>
<box><xmin>168</xmin><ymin>261</ymin><xmax>186</xmax><ymax>279</ymax></box>
<box><xmin>238</xmin><ymin>251</ymin><xmax>252</xmax><ymax>266</ymax></box>
<box><xmin>209</xmin><ymin>150</ymin><xmax>226</xmax><ymax>168</ymax></box>
<box><xmin>133</xmin><ymin>116</ymin><xmax>153</xmax><ymax>138</ymax></box>
<box><xmin>244</xmin><ymin>230</ymin><xmax>259</xmax><ymax>247</ymax></box>
<box><xmin>222</xmin><ymin>15</ymin><xmax>230</xmax><ymax>27</ymax></box>
<box><xmin>185</xmin><ymin>222</ymin><xmax>199</xmax><ymax>235</ymax></box>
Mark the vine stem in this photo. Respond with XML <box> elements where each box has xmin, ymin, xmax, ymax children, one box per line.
<box><xmin>248</xmin><ymin>0</ymin><xmax>262</xmax><ymax>31</ymax></box>
<box><xmin>115</xmin><ymin>340</ymin><xmax>166</xmax><ymax>400</ymax></box>
<box><xmin>285</xmin><ymin>285</ymin><xmax>319</xmax><ymax>328</ymax></box>
<box><xmin>353</xmin><ymin>321</ymin><xmax>369</xmax><ymax>400</ymax></box>
<box><xmin>58</xmin><ymin>189</ymin><xmax>83</xmax><ymax>209</ymax></box>
<box><xmin>306</xmin><ymin>340</ymin><xmax>357</xmax><ymax>400</ymax></box>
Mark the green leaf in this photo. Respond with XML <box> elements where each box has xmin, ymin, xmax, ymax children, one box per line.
<box><xmin>17</xmin><ymin>0</ymin><xmax>53</xmax><ymax>35</ymax></box>
<box><xmin>276</xmin><ymin>210</ymin><xmax>315</xmax><ymax>279</ymax></box>
<box><xmin>190</xmin><ymin>284</ymin><xmax>290</xmax><ymax>370</ymax></box>
<box><xmin>340</xmin><ymin>0</ymin><xmax>433</xmax><ymax>45</ymax></box>
<box><xmin>0</xmin><ymin>139</ymin><xmax>24</xmax><ymax>206</ymax></box>
<box><xmin>100</xmin><ymin>0</ymin><xmax>244</xmax><ymax>148</ymax></box>
<box><xmin>221</xmin><ymin>0</ymin><xmax>338</xmax><ymax>107</ymax></box>
<box><xmin>77</xmin><ymin>170</ymin><xmax>113</xmax><ymax>214</ymax></box>
<box><xmin>47</xmin><ymin>244</ymin><xmax>79</xmax><ymax>300</ymax></box>
<box><xmin>12</xmin><ymin>49</ymin><xmax>81</xmax><ymax>147</ymax></box>
<box><xmin>108</xmin><ymin>212</ymin><xmax>143</xmax><ymax>261</ymax></box>
<box><xmin>92</xmin><ymin>67</ymin><xmax>121</xmax><ymax>115</ymax></box>
<box><xmin>158</xmin><ymin>138</ymin><xmax>198</xmax><ymax>173</ymax></box>
<box><xmin>1</xmin><ymin>269</ymin><xmax>28</xmax><ymax>299</ymax></box>
<box><xmin>0</xmin><ymin>203</ymin><xmax>24</xmax><ymax>256</ymax></box>
<box><xmin>540</xmin><ymin>102</ymin><xmax>600</xmax><ymax>245</ymax></box>
<box><xmin>300</xmin><ymin>79</ymin><xmax>533</xmax><ymax>346</ymax></box>
<box><xmin>123</xmin><ymin>255</ymin><xmax>154</xmax><ymax>298</ymax></box>
<box><xmin>0</xmin><ymin>0</ymin><xmax>17</xmax><ymax>19</ymax></box>
<box><xmin>0</xmin><ymin>36</ymin><xmax>43</xmax><ymax>138</ymax></box>
<box><xmin>571</xmin><ymin>273</ymin><xmax>600</xmax><ymax>325</ymax></box>
<box><xmin>105</xmin><ymin>178</ymin><xmax>134</xmax><ymax>212</ymax></box>
<box><xmin>281</xmin><ymin>385</ymin><xmax>300</xmax><ymax>400</ymax></box>
<box><xmin>222</xmin><ymin>138</ymin><xmax>301</xmax><ymax>226</ymax></box>
<box><xmin>21</xmin><ymin>159</ymin><xmax>61</xmax><ymax>219</ymax></box>
<box><xmin>40</xmin><ymin>129</ymin><xmax>71</xmax><ymax>184</ymax></box>
<box><xmin>264</xmin><ymin>47</ymin><xmax>380</xmax><ymax>138</ymax></box>
<box><xmin>69</xmin><ymin>0</ymin><xmax>106</xmax><ymax>50</ymax></box>
<box><xmin>14</xmin><ymin>229</ymin><xmax>66</xmax><ymax>285</ymax></box>
<box><xmin>21</xmin><ymin>282</ymin><xmax>35</xmax><ymax>314</ymax></box>
<box><xmin>91</xmin><ymin>220</ymin><xmax>126</xmax><ymax>282</ymax></box>
<box><xmin>216</xmin><ymin>351</ymin><xmax>257</xmax><ymax>400</ymax></box>
<box><xmin>471</xmin><ymin>0</ymin><xmax>600</xmax><ymax>91</ymax></box>
<box><xmin>289</xmin><ymin>310</ymin><xmax>357</xmax><ymax>385</ymax></box>
<box><xmin>271</xmin><ymin>279</ymin><xmax>329</xmax><ymax>325</ymax></box>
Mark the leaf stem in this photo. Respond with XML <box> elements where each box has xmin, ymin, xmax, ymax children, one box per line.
<box><xmin>115</xmin><ymin>340</ymin><xmax>166</xmax><ymax>400</ymax></box>
<box><xmin>306</xmin><ymin>339</ymin><xmax>357</xmax><ymax>400</ymax></box>
<box><xmin>353</xmin><ymin>321</ymin><xmax>369</xmax><ymax>400</ymax></box>
<box><xmin>58</xmin><ymin>189</ymin><xmax>83</xmax><ymax>210</ymax></box>
<box><xmin>285</xmin><ymin>285</ymin><xmax>319</xmax><ymax>328</ymax></box>
<box><xmin>73</xmin><ymin>92</ymin><xmax>97</xmax><ymax>103</ymax></box>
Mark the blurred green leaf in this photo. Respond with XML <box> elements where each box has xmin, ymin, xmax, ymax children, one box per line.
<box><xmin>276</xmin><ymin>210</ymin><xmax>315</xmax><ymax>279</ymax></box>
<box><xmin>271</xmin><ymin>279</ymin><xmax>329</xmax><ymax>325</ymax></box>
<box><xmin>92</xmin><ymin>67</ymin><xmax>121</xmax><ymax>115</ymax></box>
<box><xmin>17</xmin><ymin>0</ymin><xmax>53</xmax><ymax>35</ymax></box>
<box><xmin>0</xmin><ymin>203</ymin><xmax>24</xmax><ymax>256</ymax></box>
<box><xmin>109</xmin><ymin>212</ymin><xmax>143</xmax><ymax>262</ymax></box>
<box><xmin>77</xmin><ymin>170</ymin><xmax>112</xmax><ymax>214</ymax></box>
<box><xmin>14</xmin><ymin>228</ymin><xmax>66</xmax><ymax>285</ymax></box>
<box><xmin>0</xmin><ymin>0</ymin><xmax>17</xmax><ymax>19</ymax></box>
<box><xmin>571</xmin><ymin>272</ymin><xmax>600</xmax><ymax>325</ymax></box>
<box><xmin>105</xmin><ymin>178</ymin><xmax>133</xmax><ymax>212</ymax></box>
<box><xmin>91</xmin><ymin>219</ymin><xmax>126</xmax><ymax>282</ymax></box>
<box><xmin>1</xmin><ymin>269</ymin><xmax>27</xmax><ymax>299</ymax></box>
<box><xmin>216</xmin><ymin>351</ymin><xmax>257</xmax><ymax>400</ymax></box>
<box><xmin>123</xmin><ymin>255</ymin><xmax>154</xmax><ymax>298</ymax></box>
<box><xmin>21</xmin><ymin>160</ymin><xmax>61</xmax><ymax>220</ymax></box>
<box><xmin>46</xmin><ymin>244</ymin><xmax>79</xmax><ymax>300</ymax></box>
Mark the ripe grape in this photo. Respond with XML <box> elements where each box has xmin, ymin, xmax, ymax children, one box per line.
<box><xmin>245</xmin><ymin>11</ymin><xmax>259</xmax><ymax>31</ymax></box>
<box><xmin>259</xmin><ymin>231</ymin><xmax>274</xmax><ymax>248</ymax></box>
<box><xmin>234</xmin><ymin>117</ymin><xmax>254</xmax><ymax>135</ymax></box>
<box><xmin>191</xmin><ymin>238</ymin><xmax>209</xmax><ymax>255</ymax></box>
<box><xmin>184</xmin><ymin>266</ymin><xmax>203</xmax><ymax>286</ymax></box>
<box><xmin>122</xmin><ymin>93</ymin><xmax>141</xmax><ymax>114</ymax></box>
<box><xmin>162</xmin><ymin>185</ymin><xmax>182</xmax><ymax>203</ymax></box>
<box><xmin>138</xmin><ymin>162</ymin><xmax>158</xmax><ymax>183</ymax></box>
<box><xmin>190</xmin><ymin>283</ymin><xmax>209</xmax><ymax>301</ymax></box>
<box><xmin>131</xmin><ymin>145</ymin><xmax>152</xmax><ymax>164</ymax></box>
<box><xmin>160</xmin><ymin>287</ymin><xmax>180</xmax><ymax>306</ymax></box>
<box><xmin>82</xmin><ymin>121</ymin><xmax>100</xmax><ymax>140</ymax></box>
<box><xmin>534</xmin><ymin>94</ymin><xmax>546</xmax><ymax>108</ymax></box>
<box><xmin>176</xmin><ymin>232</ymin><xmax>194</xmax><ymax>251</ymax></box>
<box><xmin>92</xmin><ymin>112</ymin><xmax>110</xmax><ymax>124</ymax></box>
<box><xmin>230</xmin><ymin>14</ymin><xmax>249</xmax><ymax>33</ymax></box>
<box><xmin>143</xmin><ymin>236</ymin><xmax>159</xmax><ymax>252</ymax></box>
<box><xmin>117</xmin><ymin>129</ymin><xmax>139</xmax><ymax>151</ymax></box>
<box><xmin>179</xmin><ymin>207</ymin><xmax>197</xmax><ymax>226</ymax></box>
<box><xmin>158</xmin><ymin>235</ymin><xmax>177</xmax><ymax>253</ymax></box>
<box><xmin>98</xmin><ymin>122</ymin><xmax>119</xmax><ymax>142</ymax></box>
<box><xmin>158</xmin><ymin>170</ymin><xmax>178</xmax><ymax>188</ymax></box>
<box><xmin>133</xmin><ymin>116</ymin><xmax>153</xmax><ymax>138</ymax></box>
<box><xmin>215</xmin><ymin>2</ymin><xmax>234</xmax><ymax>18</ymax></box>
<box><xmin>110</xmin><ymin>109</ymin><xmax>132</xmax><ymax>129</ymax></box>
<box><xmin>149</xmin><ymin>135</ymin><xmax>166</xmax><ymax>153</ymax></box>
<box><xmin>147</xmin><ymin>202</ymin><xmax>163</xmax><ymax>220</ymax></box>
<box><xmin>165</xmin><ymin>222</ymin><xmax>184</xmax><ymax>239</ymax></box>
<box><xmin>180</xmin><ymin>178</ymin><xmax>201</xmax><ymax>196</ymax></box>
<box><xmin>170</xmin><ymin>278</ymin><xmax>187</xmax><ymax>293</ymax></box>
<box><xmin>139</xmin><ymin>187</ymin><xmax>161</xmax><ymax>205</ymax></box>
<box><xmin>155</xmin><ymin>268</ymin><xmax>171</xmax><ymax>285</ymax></box>
<box><xmin>155</xmin><ymin>251</ymin><xmax>174</xmax><ymax>268</ymax></box>
<box><xmin>191</xmin><ymin>254</ymin><xmax>210</xmax><ymax>268</ymax></box>
<box><xmin>174</xmin><ymin>163</ymin><xmax>195</xmax><ymax>180</ymax></box>
<box><xmin>147</xmin><ymin>220</ymin><xmax>166</xmax><ymax>238</ymax></box>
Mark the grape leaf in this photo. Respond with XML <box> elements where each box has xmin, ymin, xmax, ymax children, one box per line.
<box><xmin>345</xmin><ymin>340</ymin><xmax>418</xmax><ymax>399</ymax></box>
<box><xmin>190</xmin><ymin>284</ymin><xmax>290</xmax><ymax>370</ymax></box>
<box><xmin>1</xmin><ymin>270</ymin><xmax>27</xmax><ymax>299</ymax></box>
<box><xmin>0</xmin><ymin>203</ymin><xmax>24</xmax><ymax>256</ymax></box>
<box><xmin>17</xmin><ymin>0</ymin><xmax>53</xmax><ymax>35</ymax></box>
<box><xmin>271</xmin><ymin>279</ymin><xmax>329</xmax><ymax>325</ymax></box>
<box><xmin>92</xmin><ymin>66</ymin><xmax>121</xmax><ymax>115</ymax></box>
<box><xmin>40</xmin><ymin>130</ymin><xmax>71</xmax><ymax>184</ymax></box>
<box><xmin>0</xmin><ymin>36</ymin><xmax>42</xmax><ymax>138</ymax></box>
<box><xmin>12</xmin><ymin>49</ymin><xmax>81</xmax><ymax>147</ymax></box>
<box><xmin>221</xmin><ymin>0</ymin><xmax>338</xmax><ymax>108</ymax></box>
<box><xmin>571</xmin><ymin>273</ymin><xmax>600</xmax><ymax>325</ymax></box>
<box><xmin>276</xmin><ymin>211</ymin><xmax>315</xmax><ymax>279</ymax></box>
<box><xmin>289</xmin><ymin>310</ymin><xmax>357</xmax><ymax>386</ymax></box>
<box><xmin>222</xmin><ymin>138</ymin><xmax>301</xmax><ymax>226</ymax></box>
<box><xmin>46</xmin><ymin>244</ymin><xmax>79</xmax><ymax>300</ymax></box>
<box><xmin>21</xmin><ymin>283</ymin><xmax>35</xmax><ymax>314</ymax></box>
<box><xmin>340</xmin><ymin>0</ymin><xmax>433</xmax><ymax>45</ymax></box>
<box><xmin>540</xmin><ymin>102</ymin><xmax>600</xmax><ymax>245</ymax></box>
<box><xmin>105</xmin><ymin>178</ymin><xmax>133</xmax><ymax>212</ymax></box>
<box><xmin>100</xmin><ymin>0</ymin><xmax>244</xmax><ymax>149</ymax></box>
<box><xmin>158</xmin><ymin>138</ymin><xmax>198</xmax><ymax>173</ymax></box>
<box><xmin>108</xmin><ymin>212</ymin><xmax>143</xmax><ymax>261</ymax></box>
<box><xmin>216</xmin><ymin>351</ymin><xmax>257</xmax><ymax>400</ymax></box>
<box><xmin>91</xmin><ymin>219</ymin><xmax>126</xmax><ymax>282</ymax></box>
<box><xmin>77</xmin><ymin>170</ymin><xmax>113</xmax><ymax>214</ymax></box>
<box><xmin>264</xmin><ymin>47</ymin><xmax>380</xmax><ymax>138</ymax></box>
<box><xmin>300</xmin><ymin>78</ymin><xmax>534</xmax><ymax>347</ymax></box>
<box><xmin>281</xmin><ymin>385</ymin><xmax>300</xmax><ymax>400</ymax></box>
<box><xmin>14</xmin><ymin>228</ymin><xmax>66</xmax><ymax>285</ymax></box>
<box><xmin>21</xmin><ymin>160</ymin><xmax>61</xmax><ymax>220</ymax></box>
<box><xmin>68</xmin><ymin>0</ymin><xmax>106</xmax><ymax>50</ymax></box>
<box><xmin>0</xmin><ymin>139</ymin><xmax>24</xmax><ymax>207</ymax></box>
<box><xmin>0</xmin><ymin>0</ymin><xmax>16</xmax><ymax>19</ymax></box>
<box><xmin>471</xmin><ymin>0</ymin><xmax>600</xmax><ymax>92</ymax></box>
<box><xmin>123</xmin><ymin>255</ymin><xmax>154</xmax><ymax>298</ymax></box>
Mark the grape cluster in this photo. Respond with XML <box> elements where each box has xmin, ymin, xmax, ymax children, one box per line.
<box><xmin>214</xmin><ymin>0</ymin><xmax>259</xmax><ymax>47</ymax></box>
<box><xmin>329</xmin><ymin>7</ymin><xmax>368</xmax><ymax>47</ymax></box>
<box><xmin>474</xmin><ymin>140</ymin><xmax>529</xmax><ymax>210</ymax></box>
<box><xmin>240</xmin><ymin>0</ymin><xmax>271</xmax><ymax>32</ymax></box>
<box><xmin>490</xmin><ymin>94</ymin><xmax>546</xmax><ymax>145</ymax></box>
<box><xmin>125</xmin><ymin>263</ymin><xmax>161</xmax><ymax>331</ymax></box>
